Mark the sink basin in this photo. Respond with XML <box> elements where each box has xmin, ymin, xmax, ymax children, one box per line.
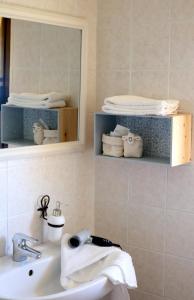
<box><xmin>0</xmin><ymin>243</ymin><xmax>112</xmax><ymax>300</ymax></box>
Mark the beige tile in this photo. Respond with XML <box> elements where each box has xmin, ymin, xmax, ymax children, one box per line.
<box><xmin>10</xmin><ymin>67</ymin><xmax>39</xmax><ymax>93</ymax></box>
<box><xmin>97</xmin><ymin>16</ymin><xmax>130</xmax><ymax>70</ymax></box>
<box><xmin>171</xmin><ymin>22</ymin><xmax>194</xmax><ymax>69</ymax></box>
<box><xmin>128</xmin><ymin>247</ymin><xmax>164</xmax><ymax>296</ymax></box>
<box><xmin>40</xmin><ymin>24</ymin><xmax>70</xmax><ymax>72</ymax></box>
<box><xmin>165</xmin><ymin>210</ymin><xmax>194</xmax><ymax>259</ymax></box>
<box><xmin>165</xmin><ymin>255</ymin><xmax>194</xmax><ymax>300</ymax></box>
<box><xmin>7</xmin><ymin>157</ymin><xmax>46</xmax><ymax>217</ymax></box>
<box><xmin>132</xmin><ymin>21</ymin><xmax>169</xmax><ymax>70</ymax></box>
<box><xmin>130</xmin><ymin>290</ymin><xmax>166</xmax><ymax>300</ymax></box>
<box><xmin>96</xmin><ymin>70</ymin><xmax>130</xmax><ymax>110</ymax></box>
<box><xmin>98</xmin><ymin>0</ymin><xmax>131</xmax><ymax>20</ymax></box>
<box><xmin>67</xmin><ymin>28</ymin><xmax>82</xmax><ymax>70</ymax></box>
<box><xmin>131</xmin><ymin>70</ymin><xmax>169</xmax><ymax>99</ymax></box>
<box><xmin>132</xmin><ymin>0</ymin><xmax>170</xmax><ymax>24</ymax></box>
<box><xmin>69</xmin><ymin>70</ymin><xmax>81</xmax><ymax>108</ymax></box>
<box><xmin>169</xmin><ymin>69</ymin><xmax>194</xmax><ymax>112</ymax></box>
<box><xmin>171</xmin><ymin>0</ymin><xmax>194</xmax><ymax>21</ymax></box>
<box><xmin>167</xmin><ymin>165</ymin><xmax>194</xmax><ymax>212</ymax></box>
<box><xmin>43</xmin><ymin>0</ymin><xmax>60</xmax><ymax>12</ymax></box>
<box><xmin>74</xmin><ymin>150</ymin><xmax>95</xmax><ymax>231</ymax></box>
<box><xmin>95</xmin><ymin>158</ymin><xmax>129</xmax><ymax>248</ymax></box>
<box><xmin>11</xmin><ymin>19</ymin><xmax>41</xmax><ymax>69</ymax></box>
<box><xmin>76</xmin><ymin>0</ymin><xmax>97</xmax><ymax>21</ymax></box>
<box><xmin>127</xmin><ymin>204</ymin><xmax>164</xmax><ymax>251</ymax></box>
<box><xmin>131</xmin><ymin>164</ymin><xmax>167</xmax><ymax>208</ymax></box>
<box><xmin>58</xmin><ymin>0</ymin><xmax>77</xmax><ymax>16</ymax></box>
<box><xmin>39</xmin><ymin>69</ymin><xmax>68</xmax><ymax>93</ymax></box>
<box><xmin>7</xmin><ymin>155</ymin><xmax>76</xmax><ymax>217</ymax></box>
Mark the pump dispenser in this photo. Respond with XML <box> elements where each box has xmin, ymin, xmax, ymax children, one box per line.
<box><xmin>47</xmin><ymin>201</ymin><xmax>65</xmax><ymax>243</ymax></box>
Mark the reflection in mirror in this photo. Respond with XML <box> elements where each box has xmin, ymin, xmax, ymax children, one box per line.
<box><xmin>0</xmin><ymin>18</ymin><xmax>82</xmax><ymax>148</ymax></box>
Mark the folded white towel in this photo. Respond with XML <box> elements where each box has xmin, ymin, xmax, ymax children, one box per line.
<box><xmin>60</xmin><ymin>234</ymin><xmax>137</xmax><ymax>300</ymax></box>
<box><xmin>102</xmin><ymin>105</ymin><xmax>177</xmax><ymax>115</ymax></box>
<box><xmin>103</xmin><ymin>95</ymin><xmax>179</xmax><ymax>116</ymax></box>
<box><xmin>104</xmin><ymin>95</ymin><xmax>179</xmax><ymax>108</ymax></box>
<box><xmin>9</xmin><ymin>92</ymin><xmax>66</xmax><ymax>103</ymax></box>
<box><xmin>7</xmin><ymin>97</ymin><xmax>66</xmax><ymax>109</ymax></box>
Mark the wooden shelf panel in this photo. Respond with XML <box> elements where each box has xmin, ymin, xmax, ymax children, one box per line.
<box><xmin>94</xmin><ymin>112</ymin><xmax>192</xmax><ymax>167</ymax></box>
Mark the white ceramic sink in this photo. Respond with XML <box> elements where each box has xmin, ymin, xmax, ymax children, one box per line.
<box><xmin>0</xmin><ymin>244</ymin><xmax>112</xmax><ymax>300</ymax></box>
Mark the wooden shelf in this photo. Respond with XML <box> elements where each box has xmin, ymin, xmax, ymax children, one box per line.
<box><xmin>1</xmin><ymin>105</ymin><xmax>78</xmax><ymax>146</ymax></box>
<box><xmin>94</xmin><ymin>112</ymin><xmax>192</xmax><ymax>167</ymax></box>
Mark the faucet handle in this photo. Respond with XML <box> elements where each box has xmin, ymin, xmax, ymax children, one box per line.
<box><xmin>12</xmin><ymin>233</ymin><xmax>39</xmax><ymax>244</ymax></box>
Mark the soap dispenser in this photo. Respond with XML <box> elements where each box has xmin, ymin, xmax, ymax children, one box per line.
<box><xmin>47</xmin><ymin>201</ymin><xmax>65</xmax><ymax>243</ymax></box>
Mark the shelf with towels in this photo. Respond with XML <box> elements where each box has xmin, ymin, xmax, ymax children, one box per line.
<box><xmin>94</xmin><ymin>112</ymin><xmax>192</xmax><ymax>167</ymax></box>
<box><xmin>1</xmin><ymin>104</ymin><xmax>78</xmax><ymax>147</ymax></box>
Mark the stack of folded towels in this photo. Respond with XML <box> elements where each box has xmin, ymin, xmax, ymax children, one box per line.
<box><xmin>7</xmin><ymin>92</ymin><xmax>67</xmax><ymax>109</ymax></box>
<box><xmin>102</xmin><ymin>95</ymin><xmax>180</xmax><ymax>116</ymax></box>
<box><xmin>60</xmin><ymin>234</ymin><xmax>137</xmax><ymax>300</ymax></box>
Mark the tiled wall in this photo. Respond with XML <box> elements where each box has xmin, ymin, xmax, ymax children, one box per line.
<box><xmin>0</xmin><ymin>0</ymin><xmax>97</xmax><ymax>255</ymax></box>
<box><xmin>96</xmin><ymin>1</ymin><xmax>194</xmax><ymax>300</ymax></box>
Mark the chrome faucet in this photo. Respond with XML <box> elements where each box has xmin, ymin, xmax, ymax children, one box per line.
<box><xmin>12</xmin><ymin>233</ymin><xmax>41</xmax><ymax>262</ymax></box>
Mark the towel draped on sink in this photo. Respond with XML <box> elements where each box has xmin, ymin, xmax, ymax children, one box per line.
<box><xmin>60</xmin><ymin>234</ymin><xmax>137</xmax><ymax>300</ymax></box>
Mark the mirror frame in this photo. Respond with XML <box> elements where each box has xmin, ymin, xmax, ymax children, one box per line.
<box><xmin>0</xmin><ymin>3</ymin><xmax>87</xmax><ymax>160</ymax></box>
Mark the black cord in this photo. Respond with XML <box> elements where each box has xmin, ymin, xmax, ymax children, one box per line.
<box><xmin>91</xmin><ymin>235</ymin><xmax>122</xmax><ymax>249</ymax></box>
<box><xmin>37</xmin><ymin>195</ymin><xmax>50</xmax><ymax>220</ymax></box>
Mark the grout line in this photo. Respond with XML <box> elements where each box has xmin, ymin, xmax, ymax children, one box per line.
<box><xmin>162</xmin><ymin>166</ymin><xmax>168</xmax><ymax>297</ymax></box>
<box><xmin>132</xmin><ymin>289</ymin><xmax>174</xmax><ymax>300</ymax></box>
<box><xmin>167</xmin><ymin>2</ymin><xmax>172</xmax><ymax>98</ymax></box>
<box><xmin>130</xmin><ymin>0</ymin><xmax>134</xmax><ymax>93</ymax></box>
<box><xmin>128</xmin><ymin>241</ymin><xmax>194</xmax><ymax>263</ymax></box>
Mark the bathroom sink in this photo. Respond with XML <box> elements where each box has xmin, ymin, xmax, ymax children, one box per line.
<box><xmin>0</xmin><ymin>243</ymin><xmax>112</xmax><ymax>300</ymax></box>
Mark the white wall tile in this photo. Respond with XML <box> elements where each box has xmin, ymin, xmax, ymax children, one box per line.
<box><xmin>131</xmin><ymin>71</ymin><xmax>169</xmax><ymax>99</ymax></box>
<box><xmin>171</xmin><ymin>22</ymin><xmax>194</xmax><ymax>69</ymax></box>
<box><xmin>132</xmin><ymin>21</ymin><xmax>169</xmax><ymax>70</ymax></box>
<box><xmin>95</xmin><ymin>158</ymin><xmax>129</xmax><ymax>248</ymax></box>
<box><xmin>167</xmin><ymin>165</ymin><xmax>194</xmax><ymax>212</ymax></box>
<box><xmin>132</xmin><ymin>0</ymin><xmax>170</xmax><ymax>24</ymax></box>
<box><xmin>130</xmin><ymin>164</ymin><xmax>167</xmax><ymax>208</ymax></box>
<box><xmin>165</xmin><ymin>255</ymin><xmax>194</xmax><ymax>300</ymax></box>
<box><xmin>97</xmin><ymin>16</ymin><xmax>131</xmax><ymax>70</ymax></box>
<box><xmin>165</xmin><ymin>210</ymin><xmax>194</xmax><ymax>259</ymax></box>
<box><xmin>128</xmin><ymin>246</ymin><xmax>164</xmax><ymax>296</ymax></box>
<box><xmin>171</xmin><ymin>0</ymin><xmax>194</xmax><ymax>21</ymax></box>
<box><xmin>127</xmin><ymin>204</ymin><xmax>164</xmax><ymax>252</ymax></box>
<box><xmin>130</xmin><ymin>291</ymin><xmax>167</xmax><ymax>300</ymax></box>
<box><xmin>96</xmin><ymin>70</ymin><xmax>130</xmax><ymax>110</ymax></box>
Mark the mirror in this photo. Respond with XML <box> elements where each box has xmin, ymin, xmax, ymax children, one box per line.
<box><xmin>0</xmin><ymin>9</ymin><xmax>87</xmax><ymax>152</ymax></box>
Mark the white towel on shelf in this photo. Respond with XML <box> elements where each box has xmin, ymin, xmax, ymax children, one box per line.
<box><xmin>60</xmin><ymin>234</ymin><xmax>137</xmax><ymax>300</ymax></box>
<box><xmin>7</xmin><ymin>92</ymin><xmax>67</xmax><ymax>108</ymax></box>
<box><xmin>102</xmin><ymin>106</ymin><xmax>177</xmax><ymax>115</ymax></box>
<box><xmin>9</xmin><ymin>92</ymin><xmax>66</xmax><ymax>103</ymax></box>
<box><xmin>102</xmin><ymin>95</ymin><xmax>179</xmax><ymax>116</ymax></box>
<box><xmin>104</xmin><ymin>95</ymin><xmax>179</xmax><ymax>107</ymax></box>
<box><xmin>7</xmin><ymin>99</ymin><xmax>66</xmax><ymax>109</ymax></box>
